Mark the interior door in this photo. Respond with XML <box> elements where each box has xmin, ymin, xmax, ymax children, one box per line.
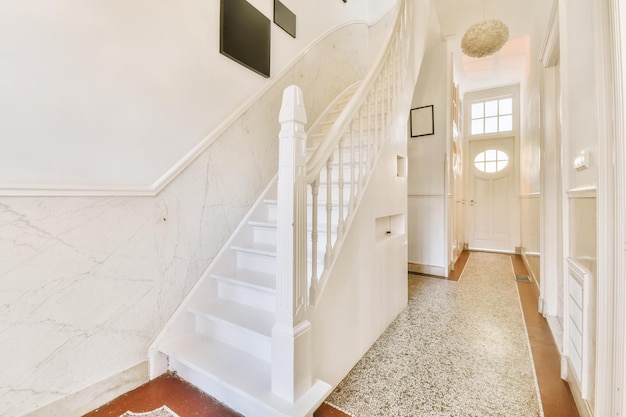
<box><xmin>468</xmin><ymin>137</ymin><xmax>517</xmax><ymax>252</ymax></box>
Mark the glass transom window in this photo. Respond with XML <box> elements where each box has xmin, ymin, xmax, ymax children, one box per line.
<box><xmin>474</xmin><ymin>149</ymin><xmax>509</xmax><ymax>173</ymax></box>
<box><xmin>471</xmin><ymin>98</ymin><xmax>513</xmax><ymax>135</ymax></box>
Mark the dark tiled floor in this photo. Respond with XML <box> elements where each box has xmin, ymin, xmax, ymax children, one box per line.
<box><xmin>84</xmin><ymin>251</ymin><xmax>578</xmax><ymax>417</ymax></box>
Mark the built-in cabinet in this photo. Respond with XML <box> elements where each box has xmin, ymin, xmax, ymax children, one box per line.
<box><xmin>564</xmin><ymin>189</ymin><xmax>597</xmax><ymax>415</ymax></box>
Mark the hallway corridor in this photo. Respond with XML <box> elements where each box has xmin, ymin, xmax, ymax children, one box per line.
<box><xmin>85</xmin><ymin>252</ymin><xmax>578</xmax><ymax>417</ymax></box>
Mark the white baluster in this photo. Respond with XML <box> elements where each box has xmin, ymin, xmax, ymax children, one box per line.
<box><xmin>272</xmin><ymin>84</ymin><xmax>312</xmax><ymax>403</ymax></box>
<box><xmin>350</xmin><ymin>120</ymin><xmax>355</xmax><ymax>209</ymax></box>
<box><xmin>325</xmin><ymin>157</ymin><xmax>333</xmax><ymax>269</ymax></box>
<box><xmin>338</xmin><ymin>135</ymin><xmax>345</xmax><ymax>239</ymax></box>
<box><xmin>309</xmin><ymin>179</ymin><xmax>319</xmax><ymax>305</ymax></box>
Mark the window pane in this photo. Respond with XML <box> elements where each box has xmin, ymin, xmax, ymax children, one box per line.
<box><xmin>471</xmin><ymin>119</ymin><xmax>484</xmax><ymax>135</ymax></box>
<box><xmin>485</xmin><ymin>100</ymin><xmax>498</xmax><ymax>117</ymax></box>
<box><xmin>474</xmin><ymin>150</ymin><xmax>509</xmax><ymax>173</ymax></box>
<box><xmin>499</xmin><ymin>115</ymin><xmax>513</xmax><ymax>131</ymax></box>
<box><xmin>499</xmin><ymin>98</ymin><xmax>513</xmax><ymax>115</ymax></box>
<box><xmin>471</xmin><ymin>103</ymin><xmax>484</xmax><ymax>119</ymax></box>
<box><xmin>485</xmin><ymin>116</ymin><xmax>498</xmax><ymax>133</ymax></box>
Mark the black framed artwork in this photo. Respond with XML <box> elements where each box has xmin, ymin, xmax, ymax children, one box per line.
<box><xmin>410</xmin><ymin>105</ymin><xmax>434</xmax><ymax>137</ymax></box>
<box><xmin>274</xmin><ymin>0</ymin><xmax>296</xmax><ymax>38</ymax></box>
<box><xmin>220</xmin><ymin>0</ymin><xmax>271</xmax><ymax>78</ymax></box>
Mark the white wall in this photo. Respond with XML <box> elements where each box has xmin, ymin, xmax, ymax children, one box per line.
<box><xmin>0</xmin><ymin>17</ymin><xmax>380</xmax><ymax>417</ymax></box>
<box><xmin>312</xmin><ymin>115</ymin><xmax>409</xmax><ymax>387</ymax></box>
<box><xmin>519</xmin><ymin>0</ymin><xmax>556</xmax><ymax>289</ymax></box>
<box><xmin>0</xmin><ymin>0</ymin><xmax>372</xmax><ymax>191</ymax></box>
<box><xmin>559</xmin><ymin>0</ymin><xmax>598</xmax><ymax>191</ymax></box>
<box><xmin>368</xmin><ymin>0</ymin><xmax>397</xmax><ymax>23</ymax></box>
<box><xmin>407</xmin><ymin>41</ymin><xmax>449</xmax><ymax>274</ymax></box>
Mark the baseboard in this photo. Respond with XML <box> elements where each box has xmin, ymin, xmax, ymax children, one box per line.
<box><xmin>519</xmin><ymin>249</ymin><xmax>541</xmax><ymax>293</ymax></box>
<box><xmin>407</xmin><ymin>262</ymin><xmax>445</xmax><ymax>277</ymax></box>
<box><xmin>545</xmin><ymin>315</ymin><xmax>564</xmax><ymax>353</ymax></box>
<box><xmin>22</xmin><ymin>361</ymin><xmax>149</xmax><ymax>417</ymax></box>
<box><xmin>567</xmin><ymin>362</ymin><xmax>594</xmax><ymax>417</ymax></box>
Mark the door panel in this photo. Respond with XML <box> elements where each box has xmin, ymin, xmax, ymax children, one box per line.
<box><xmin>468</xmin><ymin>138</ymin><xmax>516</xmax><ymax>252</ymax></box>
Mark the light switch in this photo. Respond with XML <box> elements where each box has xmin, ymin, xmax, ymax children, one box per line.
<box><xmin>574</xmin><ymin>150</ymin><xmax>589</xmax><ymax>171</ymax></box>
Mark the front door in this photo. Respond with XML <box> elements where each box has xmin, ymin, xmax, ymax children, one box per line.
<box><xmin>468</xmin><ymin>137</ymin><xmax>517</xmax><ymax>252</ymax></box>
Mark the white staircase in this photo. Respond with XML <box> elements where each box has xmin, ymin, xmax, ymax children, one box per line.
<box><xmin>150</xmin><ymin>86</ymin><xmax>361</xmax><ymax>417</ymax></box>
<box><xmin>149</xmin><ymin>0</ymin><xmax>413</xmax><ymax>414</ymax></box>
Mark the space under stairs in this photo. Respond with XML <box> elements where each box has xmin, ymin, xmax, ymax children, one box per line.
<box><xmin>149</xmin><ymin>1</ymin><xmax>413</xmax><ymax>415</ymax></box>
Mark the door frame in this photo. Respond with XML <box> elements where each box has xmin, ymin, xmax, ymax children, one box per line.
<box><xmin>463</xmin><ymin>85</ymin><xmax>521</xmax><ymax>255</ymax></box>
<box><xmin>466</xmin><ymin>136</ymin><xmax>518</xmax><ymax>252</ymax></box>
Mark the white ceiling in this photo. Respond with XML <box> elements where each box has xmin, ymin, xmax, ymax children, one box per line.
<box><xmin>431</xmin><ymin>0</ymin><xmax>537</xmax><ymax>93</ymax></box>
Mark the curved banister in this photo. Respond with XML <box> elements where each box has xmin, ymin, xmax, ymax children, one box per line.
<box><xmin>302</xmin><ymin>0</ymin><xmax>412</xmax><ymax>305</ymax></box>
<box><xmin>273</xmin><ymin>0</ymin><xmax>414</xmax><ymax>400</ymax></box>
<box><xmin>276</xmin><ymin>0</ymin><xmax>413</xmax><ymax>320</ymax></box>
<box><xmin>305</xmin><ymin>0</ymin><xmax>410</xmax><ymax>181</ymax></box>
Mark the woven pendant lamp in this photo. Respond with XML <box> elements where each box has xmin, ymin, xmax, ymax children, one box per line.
<box><xmin>461</xmin><ymin>1</ymin><xmax>509</xmax><ymax>58</ymax></box>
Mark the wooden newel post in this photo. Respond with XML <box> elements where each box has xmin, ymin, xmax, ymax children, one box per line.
<box><xmin>272</xmin><ymin>85</ymin><xmax>312</xmax><ymax>402</ymax></box>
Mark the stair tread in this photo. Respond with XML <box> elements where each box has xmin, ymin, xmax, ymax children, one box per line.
<box><xmin>231</xmin><ymin>241</ymin><xmax>276</xmax><ymax>255</ymax></box>
<box><xmin>249</xmin><ymin>220</ymin><xmax>276</xmax><ymax>228</ymax></box>
<box><xmin>165</xmin><ymin>333</ymin><xmax>271</xmax><ymax>393</ymax></box>
<box><xmin>166</xmin><ymin>333</ymin><xmax>332</xmax><ymax>416</ymax></box>
<box><xmin>190</xmin><ymin>298</ymin><xmax>275</xmax><ymax>337</ymax></box>
<box><xmin>212</xmin><ymin>268</ymin><xmax>276</xmax><ymax>291</ymax></box>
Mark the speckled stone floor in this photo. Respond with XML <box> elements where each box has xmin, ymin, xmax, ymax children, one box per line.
<box><xmin>325</xmin><ymin>252</ymin><xmax>543</xmax><ymax>417</ymax></box>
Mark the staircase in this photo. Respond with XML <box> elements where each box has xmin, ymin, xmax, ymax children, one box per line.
<box><xmin>149</xmin><ymin>1</ymin><xmax>414</xmax><ymax>415</ymax></box>
<box><xmin>151</xmin><ymin>86</ymin><xmax>359</xmax><ymax>417</ymax></box>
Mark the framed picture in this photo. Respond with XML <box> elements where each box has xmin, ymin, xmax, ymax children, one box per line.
<box><xmin>274</xmin><ymin>0</ymin><xmax>296</xmax><ymax>38</ymax></box>
<box><xmin>410</xmin><ymin>105</ymin><xmax>434</xmax><ymax>137</ymax></box>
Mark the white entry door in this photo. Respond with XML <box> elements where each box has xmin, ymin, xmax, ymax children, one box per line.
<box><xmin>468</xmin><ymin>137</ymin><xmax>517</xmax><ymax>252</ymax></box>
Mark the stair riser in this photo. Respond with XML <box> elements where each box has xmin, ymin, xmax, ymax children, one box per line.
<box><xmin>252</xmin><ymin>224</ymin><xmax>336</xmax><ymax>246</ymax></box>
<box><xmin>217</xmin><ymin>279</ymin><xmax>276</xmax><ymax>313</ymax></box>
<box><xmin>252</xmin><ymin>226</ymin><xmax>276</xmax><ymax>246</ymax></box>
<box><xmin>265</xmin><ymin>204</ymin><xmax>278</xmax><ymax>223</ymax></box>
<box><xmin>236</xmin><ymin>251</ymin><xmax>276</xmax><ymax>275</ymax></box>
<box><xmin>169</xmin><ymin>358</ymin><xmax>283</xmax><ymax>417</ymax></box>
<box><xmin>195</xmin><ymin>316</ymin><xmax>271</xmax><ymax>362</ymax></box>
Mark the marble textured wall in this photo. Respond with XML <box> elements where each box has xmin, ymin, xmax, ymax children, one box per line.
<box><xmin>0</xmin><ymin>21</ymin><xmax>374</xmax><ymax>417</ymax></box>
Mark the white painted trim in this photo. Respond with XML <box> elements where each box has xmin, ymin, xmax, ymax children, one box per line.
<box><xmin>407</xmin><ymin>263</ymin><xmax>446</xmax><ymax>277</ymax></box>
<box><xmin>540</xmin><ymin>1</ymin><xmax>560</xmax><ymax>68</ymax></box>
<box><xmin>466</xmin><ymin>247</ymin><xmax>515</xmax><ymax>254</ymax></box>
<box><xmin>566</xmin><ymin>186</ymin><xmax>597</xmax><ymax>198</ymax></box>
<box><xmin>594</xmin><ymin>0</ymin><xmax>622</xmax><ymax>414</ymax></box>
<box><xmin>0</xmin><ymin>19</ymin><xmax>372</xmax><ymax>197</ymax></box>
<box><xmin>614</xmin><ymin>0</ymin><xmax>626</xmax><ymax>411</ymax></box>
<box><xmin>22</xmin><ymin>361</ymin><xmax>148</xmax><ymax>417</ymax></box>
<box><xmin>568</xmin><ymin>363</ymin><xmax>595</xmax><ymax>417</ymax></box>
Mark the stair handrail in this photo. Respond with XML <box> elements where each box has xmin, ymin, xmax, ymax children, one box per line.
<box><xmin>303</xmin><ymin>0</ymin><xmax>412</xmax><ymax>304</ymax></box>
<box><xmin>272</xmin><ymin>0</ymin><xmax>413</xmax><ymax>403</ymax></box>
<box><xmin>305</xmin><ymin>0</ymin><xmax>410</xmax><ymax>179</ymax></box>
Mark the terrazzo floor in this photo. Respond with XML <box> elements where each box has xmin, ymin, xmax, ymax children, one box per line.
<box><xmin>325</xmin><ymin>252</ymin><xmax>543</xmax><ymax>417</ymax></box>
